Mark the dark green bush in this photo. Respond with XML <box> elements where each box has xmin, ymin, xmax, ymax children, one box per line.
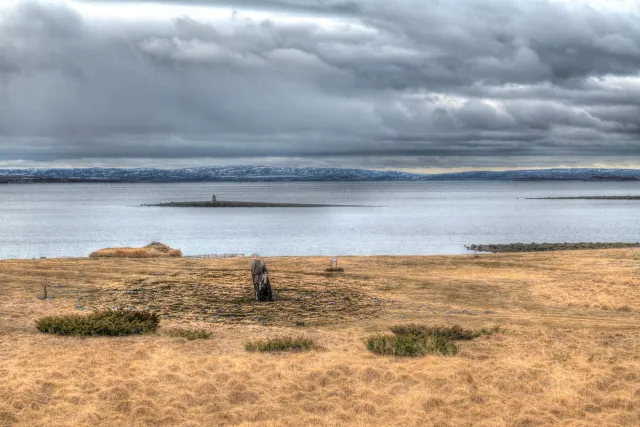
<box><xmin>36</xmin><ymin>311</ymin><xmax>159</xmax><ymax>336</ymax></box>
<box><xmin>366</xmin><ymin>334</ymin><xmax>425</xmax><ymax>357</ymax></box>
<box><xmin>366</xmin><ymin>323</ymin><xmax>502</xmax><ymax>357</ymax></box>
<box><xmin>390</xmin><ymin>324</ymin><xmax>480</xmax><ymax>340</ymax></box>
<box><xmin>245</xmin><ymin>336</ymin><xmax>314</xmax><ymax>352</ymax></box>
<box><xmin>366</xmin><ymin>333</ymin><xmax>458</xmax><ymax>357</ymax></box>
<box><xmin>163</xmin><ymin>328</ymin><xmax>211</xmax><ymax>340</ymax></box>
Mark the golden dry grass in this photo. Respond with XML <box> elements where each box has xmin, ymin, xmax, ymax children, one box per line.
<box><xmin>1</xmin><ymin>249</ymin><xmax>640</xmax><ymax>426</ymax></box>
<box><xmin>89</xmin><ymin>242</ymin><xmax>182</xmax><ymax>258</ymax></box>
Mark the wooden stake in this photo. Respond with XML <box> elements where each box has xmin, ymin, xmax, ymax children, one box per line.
<box><xmin>43</xmin><ymin>281</ymin><xmax>51</xmax><ymax>299</ymax></box>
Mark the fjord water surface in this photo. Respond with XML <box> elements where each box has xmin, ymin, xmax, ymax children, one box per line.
<box><xmin>1</xmin><ymin>181</ymin><xmax>639</xmax><ymax>259</ymax></box>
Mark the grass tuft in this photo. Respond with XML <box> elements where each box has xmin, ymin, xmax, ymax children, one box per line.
<box><xmin>426</xmin><ymin>335</ymin><xmax>459</xmax><ymax>356</ymax></box>
<box><xmin>245</xmin><ymin>336</ymin><xmax>314</xmax><ymax>352</ymax></box>
<box><xmin>390</xmin><ymin>324</ymin><xmax>481</xmax><ymax>340</ymax></box>
<box><xmin>366</xmin><ymin>334</ymin><xmax>424</xmax><ymax>357</ymax></box>
<box><xmin>163</xmin><ymin>328</ymin><xmax>211</xmax><ymax>340</ymax></box>
<box><xmin>36</xmin><ymin>311</ymin><xmax>159</xmax><ymax>336</ymax></box>
<box><xmin>366</xmin><ymin>334</ymin><xmax>458</xmax><ymax>357</ymax></box>
<box><xmin>478</xmin><ymin>325</ymin><xmax>503</xmax><ymax>336</ymax></box>
<box><xmin>367</xmin><ymin>324</ymin><xmax>502</xmax><ymax>357</ymax></box>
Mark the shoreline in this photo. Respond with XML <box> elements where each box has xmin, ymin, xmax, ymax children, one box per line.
<box><xmin>8</xmin><ymin>242</ymin><xmax>640</xmax><ymax>261</ymax></box>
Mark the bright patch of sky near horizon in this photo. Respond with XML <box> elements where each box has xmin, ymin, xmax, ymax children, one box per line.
<box><xmin>68</xmin><ymin>2</ymin><xmax>344</xmax><ymax>26</ymax></box>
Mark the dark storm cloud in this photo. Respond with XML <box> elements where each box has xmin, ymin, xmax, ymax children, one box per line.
<box><xmin>80</xmin><ymin>0</ymin><xmax>362</xmax><ymax>16</ymax></box>
<box><xmin>0</xmin><ymin>0</ymin><xmax>639</xmax><ymax>168</ymax></box>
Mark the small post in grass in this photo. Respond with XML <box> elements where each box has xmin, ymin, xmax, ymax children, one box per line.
<box><xmin>42</xmin><ymin>281</ymin><xmax>51</xmax><ymax>299</ymax></box>
<box><xmin>326</xmin><ymin>257</ymin><xmax>343</xmax><ymax>272</ymax></box>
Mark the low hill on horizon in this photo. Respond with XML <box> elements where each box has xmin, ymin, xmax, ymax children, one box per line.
<box><xmin>1</xmin><ymin>166</ymin><xmax>639</xmax><ymax>183</ymax></box>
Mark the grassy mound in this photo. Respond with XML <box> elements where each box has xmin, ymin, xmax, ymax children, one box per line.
<box><xmin>89</xmin><ymin>242</ymin><xmax>182</xmax><ymax>258</ymax></box>
<box><xmin>163</xmin><ymin>328</ymin><xmax>211</xmax><ymax>340</ymax></box>
<box><xmin>245</xmin><ymin>336</ymin><xmax>314</xmax><ymax>352</ymax></box>
<box><xmin>36</xmin><ymin>311</ymin><xmax>159</xmax><ymax>336</ymax></box>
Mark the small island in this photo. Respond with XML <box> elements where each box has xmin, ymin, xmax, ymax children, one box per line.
<box><xmin>527</xmin><ymin>196</ymin><xmax>640</xmax><ymax>200</ymax></box>
<box><xmin>144</xmin><ymin>201</ymin><xmax>350</xmax><ymax>208</ymax></box>
<box><xmin>143</xmin><ymin>193</ymin><xmax>357</xmax><ymax>208</ymax></box>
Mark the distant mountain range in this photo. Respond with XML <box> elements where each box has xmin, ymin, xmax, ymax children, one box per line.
<box><xmin>1</xmin><ymin>167</ymin><xmax>640</xmax><ymax>183</ymax></box>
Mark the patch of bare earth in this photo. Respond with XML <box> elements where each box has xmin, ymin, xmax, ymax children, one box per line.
<box><xmin>74</xmin><ymin>268</ymin><xmax>382</xmax><ymax>326</ymax></box>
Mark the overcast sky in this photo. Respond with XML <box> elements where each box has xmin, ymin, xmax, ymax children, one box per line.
<box><xmin>0</xmin><ymin>0</ymin><xmax>639</xmax><ymax>171</ymax></box>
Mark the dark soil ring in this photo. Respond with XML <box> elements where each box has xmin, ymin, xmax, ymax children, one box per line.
<box><xmin>74</xmin><ymin>276</ymin><xmax>381</xmax><ymax>326</ymax></box>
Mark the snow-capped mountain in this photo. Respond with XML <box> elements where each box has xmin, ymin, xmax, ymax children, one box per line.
<box><xmin>0</xmin><ymin>167</ymin><xmax>639</xmax><ymax>182</ymax></box>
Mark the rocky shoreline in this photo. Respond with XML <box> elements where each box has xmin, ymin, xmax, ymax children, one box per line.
<box><xmin>527</xmin><ymin>196</ymin><xmax>640</xmax><ymax>200</ymax></box>
<box><xmin>465</xmin><ymin>242</ymin><xmax>640</xmax><ymax>253</ymax></box>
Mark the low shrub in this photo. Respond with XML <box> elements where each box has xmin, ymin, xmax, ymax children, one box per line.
<box><xmin>367</xmin><ymin>323</ymin><xmax>502</xmax><ymax>357</ymax></box>
<box><xmin>325</xmin><ymin>267</ymin><xmax>345</xmax><ymax>272</ymax></box>
<box><xmin>163</xmin><ymin>328</ymin><xmax>211</xmax><ymax>340</ymax></box>
<box><xmin>366</xmin><ymin>333</ymin><xmax>458</xmax><ymax>357</ymax></box>
<box><xmin>36</xmin><ymin>311</ymin><xmax>159</xmax><ymax>336</ymax></box>
<box><xmin>245</xmin><ymin>336</ymin><xmax>314</xmax><ymax>352</ymax></box>
<box><xmin>390</xmin><ymin>324</ymin><xmax>480</xmax><ymax>340</ymax></box>
<box><xmin>425</xmin><ymin>335</ymin><xmax>459</xmax><ymax>356</ymax></box>
<box><xmin>366</xmin><ymin>334</ymin><xmax>425</xmax><ymax>357</ymax></box>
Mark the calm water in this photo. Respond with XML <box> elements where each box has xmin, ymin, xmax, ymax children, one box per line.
<box><xmin>1</xmin><ymin>181</ymin><xmax>639</xmax><ymax>259</ymax></box>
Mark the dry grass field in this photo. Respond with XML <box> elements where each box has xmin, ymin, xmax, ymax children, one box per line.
<box><xmin>1</xmin><ymin>249</ymin><xmax>640</xmax><ymax>426</ymax></box>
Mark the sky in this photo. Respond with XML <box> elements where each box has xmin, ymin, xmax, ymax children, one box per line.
<box><xmin>0</xmin><ymin>0</ymin><xmax>639</xmax><ymax>171</ymax></box>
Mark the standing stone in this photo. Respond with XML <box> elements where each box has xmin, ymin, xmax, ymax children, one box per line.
<box><xmin>251</xmin><ymin>259</ymin><xmax>273</xmax><ymax>301</ymax></box>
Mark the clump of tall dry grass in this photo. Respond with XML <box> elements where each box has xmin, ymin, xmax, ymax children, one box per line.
<box><xmin>89</xmin><ymin>242</ymin><xmax>182</xmax><ymax>258</ymax></box>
